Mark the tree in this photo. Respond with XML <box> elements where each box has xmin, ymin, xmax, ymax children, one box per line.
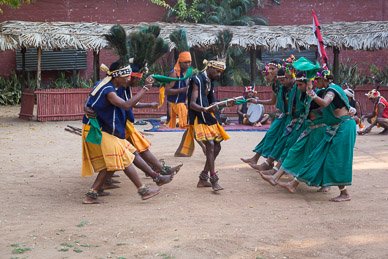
<box><xmin>149</xmin><ymin>0</ymin><xmax>269</xmax><ymax>86</ymax></box>
<box><xmin>0</xmin><ymin>0</ymin><xmax>32</xmax><ymax>13</ymax></box>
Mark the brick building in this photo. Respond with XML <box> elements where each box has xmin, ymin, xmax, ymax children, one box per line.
<box><xmin>0</xmin><ymin>0</ymin><xmax>387</xmax><ymax>81</ymax></box>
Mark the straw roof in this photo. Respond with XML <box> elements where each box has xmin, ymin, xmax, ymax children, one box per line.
<box><xmin>1</xmin><ymin>20</ymin><xmax>387</xmax><ymax>52</ymax></box>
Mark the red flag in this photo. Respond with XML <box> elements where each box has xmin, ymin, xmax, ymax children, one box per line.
<box><xmin>312</xmin><ymin>9</ymin><xmax>328</xmax><ymax>70</ymax></box>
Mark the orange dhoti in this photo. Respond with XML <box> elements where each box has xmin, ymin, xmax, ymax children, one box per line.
<box><xmin>125</xmin><ymin>121</ymin><xmax>151</xmax><ymax>153</ymax></box>
<box><xmin>168</xmin><ymin>102</ymin><xmax>189</xmax><ymax>129</ymax></box>
<box><xmin>81</xmin><ymin>124</ymin><xmax>136</xmax><ymax>177</ymax></box>
<box><xmin>177</xmin><ymin>117</ymin><xmax>230</xmax><ymax>157</ymax></box>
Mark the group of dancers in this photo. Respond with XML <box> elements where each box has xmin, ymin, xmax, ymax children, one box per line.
<box><xmin>81</xmin><ymin>24</ymin><xmax>358</xmax><ymax>204</ymax></box>
<box><xmin>241</xmin><ymin>57</ymin><xmax>357</xmax><ymax>202</ymax></box>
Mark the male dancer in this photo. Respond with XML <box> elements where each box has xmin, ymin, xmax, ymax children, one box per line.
<box><xmin>183</xmin><ymin>59</ymin><xmax>235</xmax><ymax>191</ymax></box>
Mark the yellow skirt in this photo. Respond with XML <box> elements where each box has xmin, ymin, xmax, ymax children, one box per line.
<box><xmin>168</xmin><ymin>102</ymin><xmax>189</xmax><ymax>129</ymax></box>
<box><xmin>194</xmin><ymin>118</ymin><xmax>230</xmax><ymax>142</ymax></box>
<box><xmin>81</xmin><ymin>124</ymin><xmax>136</xmax><ymax>177</ymax></box>
<box><xmin>125</xmin><ymin>121</ymin><xmax>151</xmax><ymax>153</ymax></box>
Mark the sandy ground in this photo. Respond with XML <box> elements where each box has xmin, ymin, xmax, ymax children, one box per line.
<box><xmin>1</xmin><ymin>105</ymin><xmax>388</xmax><ymax>259</ymax></box>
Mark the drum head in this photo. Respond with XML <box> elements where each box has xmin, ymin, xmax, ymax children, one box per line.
<box><xmin>247</xmin><ymin>103</ymin><xmax>264</xmax><ymax>123</ymax></box>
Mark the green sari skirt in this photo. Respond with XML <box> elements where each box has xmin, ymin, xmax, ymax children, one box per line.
<box><xmin>293</xmin><ymin>119</ymin><xmax>356</xmax><ymax>187</ymax></box>
<box><xmin>280</xmin><ymin>122</ymin><xmax>326</xmax><ymax>176</ymax></box>
<box><xmin>253</xmin><ymin>114</ymin><xmax>288</xmax><ymax>156</ymax></box>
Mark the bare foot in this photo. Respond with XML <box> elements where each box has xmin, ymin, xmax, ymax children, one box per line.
<box><xmin>166</xmin><ymin>164</ymin><xmax>183</xmax><ymax>175</ymax></box>
<box><xmin>277</xmin><ymin>180</ymin><xmax>297</xmax><ymax>193</ymax></box>
<box><xmin>197</xmin><ymin>180</ymin><xmax>212</xmax><ymax>188</ymax></box>
<box><xmin>258</xmin><ymin>171</ymin><xmax>277</xmax><ymax>186</ymax></box>
<box><xmin>317</xmin><ymin>187</ymin><xmax>331</xmax><ymax>192</ymax></box>
<box><xmin>259</xmin><ymin>168</ymin><xmax>276</xmax><ymax>176</ymax></box>
<box><xmin>155</xmin><ymin>173</ymin><xmax>176</xmax><ymax>187</ymax></box>
<box><xmin>241</xmin><ymin>157</ymin><xmax>257</xmax><ymax>164</ymax></box>
<box><xmin>82</xmin><ymin>196</ymin><xmax>107</xmax><ymax>204</ymax></box>
<box><xmin>211</xmin><ymin>181</ymin><xmax>224</xmax><ymax>191</ymax></box>
<box><xmin>97</xmin><ymin>190</ymin><xmax>110</xmax><ymax>196</ymax></box>
<box><xmin>141</xmin><ymin>187</ymin><xmax>162</xmax><ymax>200</ymax></box>
<box><xmin>329</xmin><ymin>194</ymin><xmax>351</xmax><ymax>202</ymax></box>
<box><xmin>249</xmin><ymin>162</ymin><xmax>272</xmax><ymax>171</ymax></box>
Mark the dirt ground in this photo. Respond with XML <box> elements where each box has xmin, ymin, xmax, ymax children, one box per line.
<box><xmin>1</xmin><ymin>105</ymin><xmax>388</xmax><ymax>259</ymax></box>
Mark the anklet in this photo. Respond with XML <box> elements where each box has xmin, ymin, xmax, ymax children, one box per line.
<box><xmin>199</xmin><ymin>171</ymin><xmax>209</xmax><ymax>181</ymax></box>
<box><xmin>153</xmin><ymin>172</ymin><xmax>161</xmax><ymax>183</ymax></box>
<box><xmin>264</xmin><ymin>160</ymin><xmax>270</xmax><ymax>166</ymax></box>
<box><xmin>339</xmin><ymin>186</ymin><xmax>347</xmax><ymax>191</ymax></box>
<box><xmin>273</xmin><ymin>166</ymin><xmax>279</xmax><ymax>171</ymax></box>
<box><xmin>86</xmin><ymin>189</ymin><xmax>98</xmax><ymax>199</ymax></box>
<box><xmin>137</xmin><ymin>185</ymin><xmax>150</xmax><ymax>196</ymax></box>
<box><xmin>209</xmin><ymin>174</ymin><xmax>219</xmax><ymax>183</ymax></box>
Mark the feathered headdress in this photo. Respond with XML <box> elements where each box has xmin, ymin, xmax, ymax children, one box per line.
<box><xmin>91</xmin><ymin>24</ymin><xmax>132</xmax><ymax>96</ymax></box>
<box><xmin>104</xmin><ymin>25</ymin><xmax>130</xmax><ymax>68</ymax></box>
<box><xmin>202</xmin><ymin>29</ymin><xmax>233</xmax><ymax>72</ymax></box>
<box><xmin>127</xmin><ymin>24</ymin><xmax>169</xmax><ymax>75</ymax></box>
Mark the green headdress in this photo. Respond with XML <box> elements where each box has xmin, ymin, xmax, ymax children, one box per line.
<box><xmin>292</xmin><ymin>57</ymin><xmax>321</xmax><ymax>79</ymax></box>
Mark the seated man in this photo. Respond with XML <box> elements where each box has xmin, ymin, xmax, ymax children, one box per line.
<box><xmin>237</xmin><ymin>86</ymin><xmax>270</xmax><ymax>127</ymax></box>
<box><xmin>358</xmin><ymin>89</ymin><xmax>388</xmax><ymax>135</ymax></box>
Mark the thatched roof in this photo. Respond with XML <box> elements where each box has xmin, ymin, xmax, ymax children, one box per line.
<box><xmin>1</xmin><ymin>20</ymin><xmax>387</xmax><ymax>52</ymax></box>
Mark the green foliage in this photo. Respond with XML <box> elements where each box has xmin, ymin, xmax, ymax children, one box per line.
<box><xmin>0</xmin><ymin>0</ymin><xmax>32</xmax><ymax>13</ymax></box>
<box><xmin>49</xmin><ymin>72</ymin><xmax>93</xmax><ymax>89</ymax></box>
<box><xmin>0</xmin><ymin>71</ymin><xmax>22</xmax><ymax>105</ymax></box>
<box><xmin>369</xmin><ymin>64</ymin><xmax>388</xmax><ymax>86</ymax></box>
<box><xmin>333</xmin><ymin>58</ymin><xmax>366</xmax><ymax>88</ymax></box>
<box><xmin>151</xmin><ymin>0</ymin><xmax>268</xmax><ymax>25</ymax></box>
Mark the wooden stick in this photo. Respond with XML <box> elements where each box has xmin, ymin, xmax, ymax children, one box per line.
<box><xmin>204</xmin><ymin>96</ymin><xmax>244</xmax><ymax>111</ymax></box>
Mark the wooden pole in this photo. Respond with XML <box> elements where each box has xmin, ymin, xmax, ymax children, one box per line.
<box><xmin>21</xmin><ymin>47</ymin><xmax>27</xmax><ymax>91</ymax></box>
<box><xmin>73</xmin><ymin>70</ymin><xmax>77</xmax><ymax>88</ymax></box>
<box><xmin>333</xmin><ymin>47</ymin><xmax>340</xmax><ymax>84</ymax></box>
<box><xmin>93</xmin><ymin>49</ymin><xmax>100</xmax><ymax>84</ymax></box>
<box><xmin>37</xmin><ymin>47</ymin><xmax>42</xmax><ymax>89</ymax></box>
<box><xmin>250</xmin><ymin>48</ymin><xmax>257</xmax><ymax>85</ymax></box>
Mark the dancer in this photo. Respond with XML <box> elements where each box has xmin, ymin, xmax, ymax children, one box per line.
<box><xmin>240</xmin><ymin>60</ymin><xmax>283</xmax><ymax>168</ymax></box>
<box><xmin>82</xmin><ymin>60</ymin><xmax>162</xmax><ymax>203</ymax></box>
<box><xmin>85</xmin><ymin>25</ymin><xmax>182</xmax><ymax>179</ymax></box>
<box><xmin>260</xmin><ymin>69</ymin><xmax>327</xmax><ymax>189</ymax></box>
<box><xmin>358</xmin><ymin>89</ymin><xmax>388</xmax><ymax>135</ymax></box>
<box><xmin>178</xmin><ymin>30</ymin><xmax>235</xmax><ymax>191</ymax></box>
<box><xmin>276</xmin><ymin>69</ymin><xmax>356</xmax><ymax>202</ymax></box>
<box><xmin>248</xmin><ymin>67</ymin><xmax>295</xmax><ymax>171</ymax></box>
<box><xmin>165</xmin><ymin>29</ymin><xmax>191</xmax><ymax>130</ymax></box>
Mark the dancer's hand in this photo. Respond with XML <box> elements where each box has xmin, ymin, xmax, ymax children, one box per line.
<box><xmin>85</xmin><ymin>106</ymin><xmax>97</xmax><ymax>119</ymax></box>
<box><xmin>247</xmin><ymin>98</ymin><xmax>258</xmax><ymax>104</ymax></box>
<box><xmin>205</xmin><ymin>105</ymin><xmax>218</xmax><ymax>113</ymax></box>
<box><xmin>145</xmin><ymin>76</ymin><xmax>155</xmax><ymax>85</ymax></box>
<box><xmin>150</xmin><ymin>102</ymin><xmax>158</xmax><ymax>109</ymax></box>
<box><xmin>226</xmin><ymin>99</ymin><xmax>236</xmax><ymax>107</ymax></box>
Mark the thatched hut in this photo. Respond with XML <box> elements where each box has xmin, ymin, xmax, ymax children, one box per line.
<box><xmin>1</xmin><ymin>20</ymin><xmax>387</xmax><ymax>86</ymax></box>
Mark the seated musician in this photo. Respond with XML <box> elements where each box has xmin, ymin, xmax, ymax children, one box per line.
<box><xmin>237</xmin><ymin>86</ymin><xmax>270</xmax><ymax>127</ymax></box>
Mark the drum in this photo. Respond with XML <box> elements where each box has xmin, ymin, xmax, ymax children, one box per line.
<box><xmin>247</xmin><ymin>103</ymin><xmax>264</xmax><ymax>123</ymax></box>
